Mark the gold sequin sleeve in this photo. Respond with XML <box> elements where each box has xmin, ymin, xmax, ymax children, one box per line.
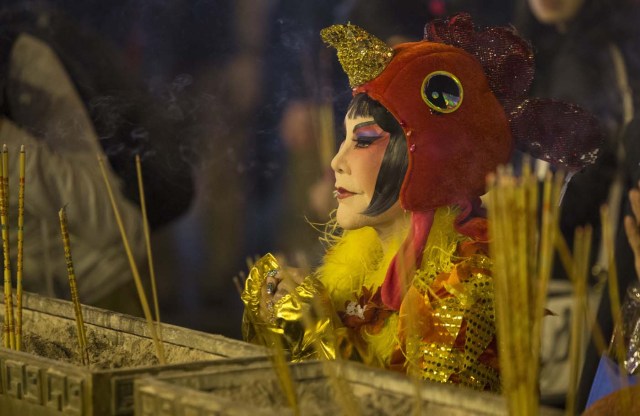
<box><xmin>241</xmin><ymin>253</ymin><xmax>343</xmax><ymax>361</ymax></box>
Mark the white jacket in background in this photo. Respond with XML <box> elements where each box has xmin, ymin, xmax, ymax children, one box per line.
<box><xmin>0</xmin><ymin>34</ymin><xmax>145</xmax><ymax>303</ymax></box>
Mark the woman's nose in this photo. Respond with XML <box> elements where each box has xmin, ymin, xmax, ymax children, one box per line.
<box><xmin>330</xmin><ymin>140</ymin><xmax>349</xmax><ymax>174</ymax></box>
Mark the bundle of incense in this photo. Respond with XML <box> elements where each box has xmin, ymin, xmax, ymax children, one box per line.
<box><xmin>486</xmin><ymin>164</ymin><xmax>564</xmax><ymax>416</ymax></box>
<box><xmin>15</xmin><ymin>145</ymin><xmax>25</xmax><ymax>351</ymax></box>
<box><xmin>135</xmin><ymin>155</ymin><xmax>163</xmax><ymax>345</ymax></box>
<box><xmin>97</xmin><ymin>156</ymin><xmax>166</xmax><ymax>364</ymax></box>
<box><xmin>59</xmin><ymin>207</ymin><xmax>90</xmax><ymax>366</ymax></box>
<box><xmin>1</xmin><ymin>144</ymin><xmax>14</xmax><ymax>349</ymax></box>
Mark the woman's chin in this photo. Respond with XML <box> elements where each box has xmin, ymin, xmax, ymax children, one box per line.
<box><xmin>336</xmin><ymin>208</ymin><xmax>366</xmax><ymax>231</ymax></box>
<box><xmin>336</xmin><ymin>217</ymin><xmax>358</xmax><ymax>231</ymax></box>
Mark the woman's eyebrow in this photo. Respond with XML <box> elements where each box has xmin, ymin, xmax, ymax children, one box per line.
<box><xmin>352</xmin><ymin>120</ymin><xmax>378</xmax><ymax>132</ymax></box>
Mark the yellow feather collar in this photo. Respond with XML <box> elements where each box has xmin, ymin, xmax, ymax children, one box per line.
<box><xmin>317</xmin><ymin>207</ymin><xmax>465</xmax><ymax>312</ymax></box>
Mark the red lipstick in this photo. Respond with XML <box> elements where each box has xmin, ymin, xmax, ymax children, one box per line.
<box><xmin>335</xmin><ymin>187</ymin><xmax>356</xmax><ymax>200</ymax></box>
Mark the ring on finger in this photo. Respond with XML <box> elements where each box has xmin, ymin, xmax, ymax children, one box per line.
<box><xmin>266</xmin><ymin>268</ymin><xmax>280</xmax><ymax>279</ymax></box>
<box><xmin>266</xmin><ymin>281</ymin><xmax>276</xmax><ymax>296</ymax></box>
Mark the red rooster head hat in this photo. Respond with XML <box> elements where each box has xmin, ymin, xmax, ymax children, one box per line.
<box><xmin>321</xmin><ymin>13</ymin><xmax>601</xmax><ymax>211</ymax></box>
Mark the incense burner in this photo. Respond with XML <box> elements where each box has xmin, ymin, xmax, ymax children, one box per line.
<box><xmin>0</xmin><ymin>292</ymin><xmax>267</xmax><ymax>415</ymax></box>
<box><xmin>134</xmin><ymin>360</ymin><xmax>565</xmax><ymax>415</ymax></box>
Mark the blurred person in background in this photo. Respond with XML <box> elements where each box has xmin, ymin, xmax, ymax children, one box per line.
<box><xmin>0</xmin><ymin>3</ymin><xmax>195</xmax><ymax>314</ymax></box>
<box><xmin>0</xmin><ymin>3</ymin><xmax>195</xmax><ymax>228</ymax></box>
<box><xmin>0</xmin><ymin>1</ymin><xmax>267</xmax><ymax>337</ymax></box>
<box><xmin>516</xmin><ymin>0</ymin><xmax>640</xmax><ymax>241</ymax></box>
<box><xmin>0</xmin><ymin>31</ymin><xmax>146</xmax><ymax>314</ymax></box>
<box><xmin>515</xmin><ymin>0</ymin><xmax>640</xmax><ymax>409</ymax></box>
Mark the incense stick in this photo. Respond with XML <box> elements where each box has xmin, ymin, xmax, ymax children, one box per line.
<box><xmin>0</xmin><ymin>146</ymin><xmax>6</xmax><ymax>349</ymax></box>
<box><xmin>300</xmin><ymin>296</ymin><xmax>360</xmax><ymax>415</ymax></box>
<box><xmin>268</xmin><ymin>330</ymin><xmax>300</xmax><ymax>415</ymax></box>
<box><xmin>15</xmin><ymin>145</ymin><xmax>25</xmax><ymax>351</ymax></box>
<box><xmin>245</xmin><ymin>302</ymin><xmax>300</xmax><ymax>414</ymax></box>
<box><xmin>241</xmin><ymin>261</ymin><xmax>299</xmax><ymax>413</ymax></box>
<box><xmin>1</xmin><ymin>145</ymin><xmax>14</xmax><ymax>349</ymax></box>
<box><xmin>317</xmin><ymin>104</ymin><xmax>336</xmax><ymax>168</ymax></box>
<box><xmin>532</xmin><ymin>172</ymin><xmax>563</xmax><ymax>377</ymax></box>
<box><xmin>232</xmin><ymin>275</ymin><xmax>244</xmax><ymax>296</ymax></box>
<box><xmin>601</xmin><ymin>204</ymin><xmax>631</xmax><ymax>412</ymax></box>
<box><xmin>59</xmin><ymin>207</ymin><xmax>90</xmax><ymax>366</ymax></box>
<box><xmin>398</xmin><ymin>277</ymin><xmax>425</xmax><ymax>416</ymax></box>
<box><xmin>135</xmin><ymin>155</ymin><xmax>163</xmax><ymax>345</ymax></box>
<box><xmin>97</xmin><ymin>156</ymin><xmax>166</xmax><ymax>364</ymax></box>
<box><xmin>566</xmin><ymin>225</ymin><xmax>592</xmax><ymax>416</ymax></box>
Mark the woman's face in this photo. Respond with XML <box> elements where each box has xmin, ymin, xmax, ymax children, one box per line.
<box><xmin>331</xmin><ymin>115</ymin><xmax>403</xmax><ymax>230</ymax></box>
<box><xmin>528</xmin><ymin>0</ymin><xmax>585</xmax><ymax>26</ymax></box>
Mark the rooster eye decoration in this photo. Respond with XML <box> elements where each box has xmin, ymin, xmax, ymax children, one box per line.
<box><xmin>421</xmin><ymin>71</ymin><xmax>463</xmax><ymax>113</ymax></box>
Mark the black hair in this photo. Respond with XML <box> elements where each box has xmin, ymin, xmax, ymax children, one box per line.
<box><xmin>346</xmin><ymin>94</ymin><xmax>408</xmax><ymax>216</ymax></box>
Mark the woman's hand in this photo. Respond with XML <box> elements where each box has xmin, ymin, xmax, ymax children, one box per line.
<box><xmin>624</xmin><ymin>181</ymin><xmax>640</xmax><ymax>281</ymax></box>
<box><xmin>259</xmin><ymin>265</ymin><xmax>307</xmax><ymax>323</ymax></box>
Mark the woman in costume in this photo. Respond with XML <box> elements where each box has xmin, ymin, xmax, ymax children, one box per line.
<box><xmin>241</xmin><ymin>14</ymin><xmax>600</xmax><ymax>391</ymax></box>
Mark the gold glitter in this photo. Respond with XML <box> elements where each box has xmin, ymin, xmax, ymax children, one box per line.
<box><xmin>320</xmin><ymin>24</ymin><xmax>394</xmax><ymax>87</ymax></box>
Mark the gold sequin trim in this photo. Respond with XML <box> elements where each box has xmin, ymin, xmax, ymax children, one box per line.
<box><xmin>433</xmin><ymin>299</ymin><xmax>465</xmax><ymax>337</ymax></box>
<box><xmin>459</xmin><ymin>363</ymin><xmax>500</xmax><ymax>392</ymax></box>
<box><xmin>421</xmin><ymin>343</ymin><xmax>462</xmax><ymax>384</ymax></box>
<box><xmin>463</xmin><ymin>273</ymin><xmax>495</xmax><ymax>370</ymax></box>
